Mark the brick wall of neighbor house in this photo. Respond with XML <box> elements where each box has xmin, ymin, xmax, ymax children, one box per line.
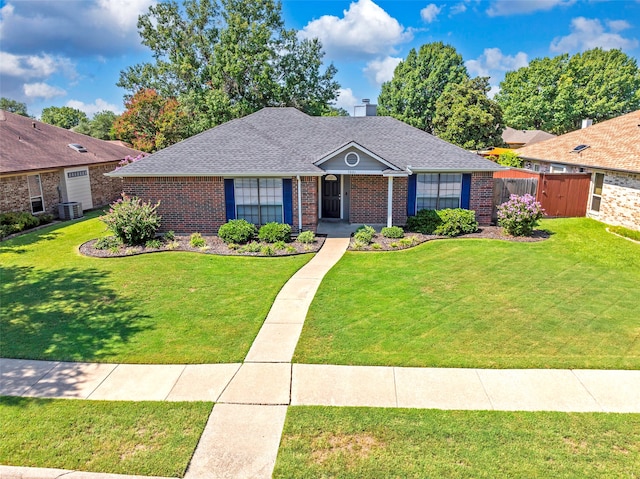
<box><xmin>588</xmin><ymin>171</ymin><xmax>640</xmax><ymax>230</ymax></box>
<box><xmin>470</xmin><ymin>172</ymin><xmax>494</xmax><ymax>225</ymax></box>
<box><xmin>392</xmin><ymin>176</ymin><xmax>408</xmax><ymax>226</ymax></box>
<box><xmin>292</xmin><ymin>176</ymin><xmax>318</xmax><ymax>231</ymax></box>
<box><xmin>123</xmin><ymin>177</ymin><xmax>226</xmax><ymax>233</ymax></box>
<box><xmin>88</xmin><ymin>163</ymin><xmax>123</xmax><ymax>208</ymax></box>
<box><xmin>0</xmin><ymin>171</ymin><xmax>62</xmax><ymax>216</ymax></box>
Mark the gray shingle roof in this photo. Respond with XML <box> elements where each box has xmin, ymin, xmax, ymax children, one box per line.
<box><xmin>110</xmin><ymin>108</ymin><xmax>503</xmax><ymax>177</ymax></box>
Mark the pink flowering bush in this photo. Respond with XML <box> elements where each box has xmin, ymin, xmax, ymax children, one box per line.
<box><xmin>101</xmin><ymin>193</ymin><xmax>161</xmax><ymax>245</ymax></box>
<box><xmin>497</xmin><ymin>194</ymin><xmax>545</xmax><ymax>236</ymax></box>
<box><xmin>115</xmin><ymin>153</ymin><xmax>147</xmax><ymax>170</ymax></box>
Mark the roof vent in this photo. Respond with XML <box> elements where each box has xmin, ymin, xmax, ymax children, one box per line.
<box><xmin>68</xmin><ymin>143</ymin><xmax>87</xmax><ymax>153</ymax></box>
<box><xmin>571</xmin><ymin>144</ymin><xmax>590</xmax><ymax>153</ymax></box>
<box><xmin>581</xmin><ymin>119</ymin><xmax>593</xmax><ymax>129</ymax></box>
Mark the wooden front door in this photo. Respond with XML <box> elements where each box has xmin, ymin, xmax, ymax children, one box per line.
<box><xmin>322</xmin><ymin>176</ymin><xmax>341</xmax><ymax>218</ymax></box>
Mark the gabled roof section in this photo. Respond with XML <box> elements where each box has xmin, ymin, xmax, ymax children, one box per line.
<box><xmin>0</xmin><ymin>110</ymin><xmax>142</xmax><ymax>175</ymax></box>
<box><xmin>314</xmin><ymin>141</ymin><xmax>401</xmax><ymax>171</ymax></box>
<box><xmin>517</xmin><ymin>110</ymin><xmax>640</xmax><ymax>173</ymax></box>
<box><xmin>502</xmin><ymin>126</ymin><xmax>556</xmax><ymax>146</ymax></box>
<box><xmin>110</xmin><ymin>107</ymin><xmax>504</xmax><ymax>177</ymax></box>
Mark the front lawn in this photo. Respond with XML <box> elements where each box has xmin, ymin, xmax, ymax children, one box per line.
<box><xmin>294</xmin><ymin>218</ymin><xmax>640</xmax><ymax>369</ymax></box>
<box><xmin>274</xmin><ymin>406</ymin><xmax>640</xmax><ymax>478</ymax></box>
<box><xmin>0</xmin><ymin>214</ymin><xmax>311</xmax><ymax>363</ymax></box>
<box><xmin>0</xmin><ymin>396</ymin><xmax>212</xmax><ymax>477</ymax></box>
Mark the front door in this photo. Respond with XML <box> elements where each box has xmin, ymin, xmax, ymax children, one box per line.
<box><xmin>322</xmin><ymin>175</ymin><xmax>341</xmax><ymax>218</ymax></box>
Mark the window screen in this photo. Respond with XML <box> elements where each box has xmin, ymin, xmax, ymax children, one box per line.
<box><xmin>416</xmin><ymin>173</ymin><xmax>462</xmax><ymax>211</ymax></box>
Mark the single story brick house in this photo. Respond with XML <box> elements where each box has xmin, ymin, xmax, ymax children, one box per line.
<box><xmin>108</xmin><ymin>107</ymin><xmax>503</xmax><ymax>233</ymax></box>
<box><xmin>517</xmin><ymin>110</ymin><xmax>640</xmax><ymax>231</ymax></box>
<box><xmin>0</xmin><ymin>110</ymin><xmax>141</xmax><ymax>217</ymax></box>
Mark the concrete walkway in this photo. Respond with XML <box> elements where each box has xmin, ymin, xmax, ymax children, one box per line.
<box><xmin>2</xmin><ymin>225</ymin><xmax>640</xmax><ymax>479</ymax></box>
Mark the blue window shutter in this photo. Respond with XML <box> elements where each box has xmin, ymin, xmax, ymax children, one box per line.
<box><xmin>224</xmin><ymin>179</ymin><xmax>236</xmax><ymax>221</ymax></box>
<box><xmin>407</xmin><ymin>174</ymin><xmax>417</xmax><ymax>216</ymax></box>
<box><xmin>461</xmin><ymin>173</ymin><xmax>471</xmax><ymax>209</ymax></box>
<box><xmin>283</xmin><ymin>178</ymin><xmax>293</xmax><ymax>225</ymax></box>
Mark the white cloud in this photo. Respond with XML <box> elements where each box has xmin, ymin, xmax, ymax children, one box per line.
<box><xmin>450</xmin><ymin>3</ymin><xmax>468</xmax><ymax>15</ymax></box>
<box><xmin>550</xmin><ymin>17</ymin><xmax>639</xmax><ymax>52</ymax></box>
<box><xmin>0</xmin><ymin>52</ymin><xmax>76</xmax><ymax>79</ymax></box>
<box><xmin>487</xmin><ymin>0</ymin><xmax>576</xmax><ymax>17</ymax></box>
<box><xmin>23</xmin><ymin>82</ymin><xmax>67</xmax><ymax>99</ymax></box>
<box><xmin>420</xmin><ymin>4</ymin><xmax>442</xmax><ymax>23</ymax></box>
<box><xmin>465</xmin><ymin>48</ymin><xmax>529</xmax><ymax>77</ymax></box>
<box><xmin>66</xmin><ymin>98</ymin><xmax>122</xmax><ymax>116</ymax></box>
<box><xmin>299</xmin><ymin>0</ymin><xmax>412</xmax><ymax>59</ymax></box>
<box><xmin>364</xmin><ymin>56</ymin><xmax>402</xmax><ymax>85</ymax></box>
<box><xmin>333</xmin><ymin>88</ymin><xmax>360</xmax><ymax>114</ymax></box>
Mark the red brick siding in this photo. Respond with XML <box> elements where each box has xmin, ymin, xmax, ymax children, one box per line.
<box><xmin>89</xmin><ymin>163</ymin><xmax>123</xmax><ymax>208</ymax></box>
<box><xmin>292</xmin><ymin>176</ymin><xmax>318</xmax><ymax>232</ymax></box>
<box><xmin>0</xmin><ymin>171</ymin><xmax>61</xmax><ymax>216</ymax></box>
<box><xmin>392</xmin><ymin>176</ymin><xmax>408</xmax><ymax>226</ymax></box>
<box><xmin>470</xmin><ymin>172</ymin><xmax>494</xmax><ymax>225</ymax></box>
<box><xmin>123</xmin><ymin>176</ymin><xmax>226</xmax><ymax>233</ymax></box>
<box><xmin>350</xmin><ymin>176</ymin><xmax>388</xmax><ymax>224</ymax></box>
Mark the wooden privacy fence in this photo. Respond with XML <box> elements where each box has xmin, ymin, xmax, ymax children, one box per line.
<box><xmin>493</xmin><ymin>169</ymin><xmax>591</xmax><ymax>221</ymax></box>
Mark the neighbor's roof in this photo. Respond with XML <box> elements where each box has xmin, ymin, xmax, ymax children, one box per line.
<box><xmin>0</xmin><ymin>110</ymin><xmax>142</xmax><ymax>175</ymax></box>
<box><xmin>517</xmin><ymin>111</ymin><xmax>640</xmax><ymax>174</ymax></box>
<box><xmin>109</xmin><ymin>107</ymin><xmax>503</xmax><ymax>177</ymax></box>
<box><xmin>502</xmin><ymin>127</ymin><xmax>556</xmax><ymax>146</ymax></box>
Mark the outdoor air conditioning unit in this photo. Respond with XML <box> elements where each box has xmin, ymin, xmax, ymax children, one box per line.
<box><xmin>58</xmin><ymin>202</ymin><xmax>83</xmax><ymax>220</ymax></box>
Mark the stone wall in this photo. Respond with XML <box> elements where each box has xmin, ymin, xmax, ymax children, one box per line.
<box><xmin>588</xmin><ymin>171</ymin><xmax>640</xmax><ymax>231</ymax></box>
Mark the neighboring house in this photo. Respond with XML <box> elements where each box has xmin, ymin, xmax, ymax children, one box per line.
<box><xmin>108</xmin><ymin>107</ymin><xmax>504</xmax><ymax>233</ymax></box>
<box><xmin>517</xmin><ymin>110</ymin><xmax>640</xmax><ymax>230</ymax></box>
<box><xmin>0</xmin><ymin>110</ymin><xmax>141</xmax><ymax>217</ymax></box>
<box><xmin>502</xmin><ymin>127</ymin><xmax>556</xmax><ymax>149</ymax></box>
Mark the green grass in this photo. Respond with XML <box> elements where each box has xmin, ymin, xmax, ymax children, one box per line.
<box><xmin>275</xmin><ymin>407</ymin><xmax>640</xmax><ymax>479</ymax></box>
<box><xmin>0</xmin><ymin>396</ymin><xmax>212</xmax><ymax>477</ymax></box>
<box><xmin>295</xmin><ymin>218</ymin><xmax>640</xmax><ymax>369</ymax></box>
<box><xmin>609</xmin><ymin>224</ymin><xmax>640</xmax><ymax>242</ymax></box>
<box><xmin>0</xmin><ymin>213</ymin><xmax>311</xmax><ymax>363</ymax></box>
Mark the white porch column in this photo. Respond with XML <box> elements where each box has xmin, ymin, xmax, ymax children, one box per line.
<box><xmin>387</xmin><ymin>176</ymin><xmax>393</xmax><ymax>227</ymax></box>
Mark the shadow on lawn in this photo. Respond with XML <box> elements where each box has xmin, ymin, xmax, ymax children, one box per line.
<box><xmin>1</xmin><ymin>264</ymin><xmax>151</xmax><ymax>364</ymax></box>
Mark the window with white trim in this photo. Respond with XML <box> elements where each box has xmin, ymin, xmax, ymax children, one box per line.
<box><xmin>416</xmin><ymin>173</ymin><xmax>462</xmax><ymax>210</ymax></box>
<box><xmin>27</xmin><ymin>174</ymin><xmax>44</xmax><ymax>214</ymax></box>
<box><xmin>590</xmin><ymin>173</ymin><xmax>604</xmax><ymax>212</ymax></box>
<box><xmin>235</xmin><ymin>178</ymin><xmax>283</xmax><ymax>225</ymax></box>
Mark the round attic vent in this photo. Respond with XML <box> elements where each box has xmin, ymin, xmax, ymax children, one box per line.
<box><xmin>345</xmin><ymin>151</ymin><xmax>360</xmax><ymax>167</ymax></box>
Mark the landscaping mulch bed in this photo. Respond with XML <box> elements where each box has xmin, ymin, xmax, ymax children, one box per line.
<box><xmin>80</xmin><ymin>234</ymin><xmax>326</xmax><ymax>258</ymax></box>
<box><xmin>348</xmin><ymin>226</ymin><xmax>550</xmax><ymax>251</ymax></box>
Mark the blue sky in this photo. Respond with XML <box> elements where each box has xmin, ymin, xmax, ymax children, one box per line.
<box><xmin>1</xmin><ymin>0</ymin><xmax>639</xmax><ymax>118</ymax></box>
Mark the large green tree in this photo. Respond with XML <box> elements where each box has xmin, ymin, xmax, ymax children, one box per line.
<box><xmin>433</xmin><ymin>77</ymin><xmax>504</xmax><ymax>150</ymax></box>
<box><xmin>1</xmin><ymin>97</ymin><xmax>29</xmax><ymax>116</ymax></box>
<box><xmin>41</xmin><ymin>106</ymin><xmax>88</xmax><ymax>129</ymax></box>
<box><xmin>118</xmin><ymin>0</ymin><xmax>339</xmax><ymax>125</ymax></box>
<box><xmin>496</xmin><ymin>48</ymin><xmax>640</xmax><ymax>134</ymax></box>
<box><xmin>378</xmin><ymin>42</ymin><xmax>469</xmax><ymax>133</ymax></box>
<box><xmin>74</xmin><ymin>111</ymin><xmax>118</xmax><ymax>140</ymax></box>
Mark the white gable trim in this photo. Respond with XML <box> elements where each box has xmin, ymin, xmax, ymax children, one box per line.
<box><xmin>314</xmin><ymin>141</ymin><xmax>400</xmax><ymax>171</ymax></box>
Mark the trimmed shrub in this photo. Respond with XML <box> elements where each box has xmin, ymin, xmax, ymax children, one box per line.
<box><xmin>190</xmin><ymin>232</ymin><xmax>206</xmax><ymax>247</ymax></box>
<box><xmin>434</xmin><ymin>209</ymin><xmax>478</xmax><ymax>237</ymax></box>
<box><xmin>218</xmin><ymin>219</ymin><xmax>256</xmax><ymax>244</ymax></box>
<box><xmin>95</xmin><ymin>235</ymin><xmax>122</xmax><ymax>250</ymax></box>
<box><xmin>0</xmin><ymin>212</ymin><xmax>40</xmax><ymax>238</ymax></box>
<box><xmin>406</xmin><ymin>209</ymin><xmax>442</xmax><ymax>234</ymax></box>
<box><xmin>38</xmin><ymin>214</ymin><xmax>55</xmax><ymax>225</ymax></box>
<box><xmin>258</xmin><ymin>222</ymin><xmax>291</xmax><ymax>243</ymax></box>
<box><xmin>297</xmin><ymin>230</ymin><xmax>316</xmax><ymax>244</ymax></box>
<box><xmin>381</xmin><ymin>226</ymin><xmax>404</xmax><ymax>238</ymax></box>
<box><xmin>101</xmin><ymin>194</ymin><xmax>161</xmax><ymax>246</ymax></box>
<box><xmin>497</xmin><ymin>194</ymin><xmax>544</xmax><ymax>236</ymax></box>
<box><xmin>354</xmin><ymin>225</ymin><xmax>375</xmax><ymax>244</ymax></box>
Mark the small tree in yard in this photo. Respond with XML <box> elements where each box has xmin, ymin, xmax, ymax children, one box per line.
<box><xmin>101</xmin><ymin>194</ymin><xmax>161</xmax><ymax>245</ymax></box>
<box><xmin>497</xmin><ymin>194</ymin><xmax>544</xmax><ymax>236</ymax></box>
